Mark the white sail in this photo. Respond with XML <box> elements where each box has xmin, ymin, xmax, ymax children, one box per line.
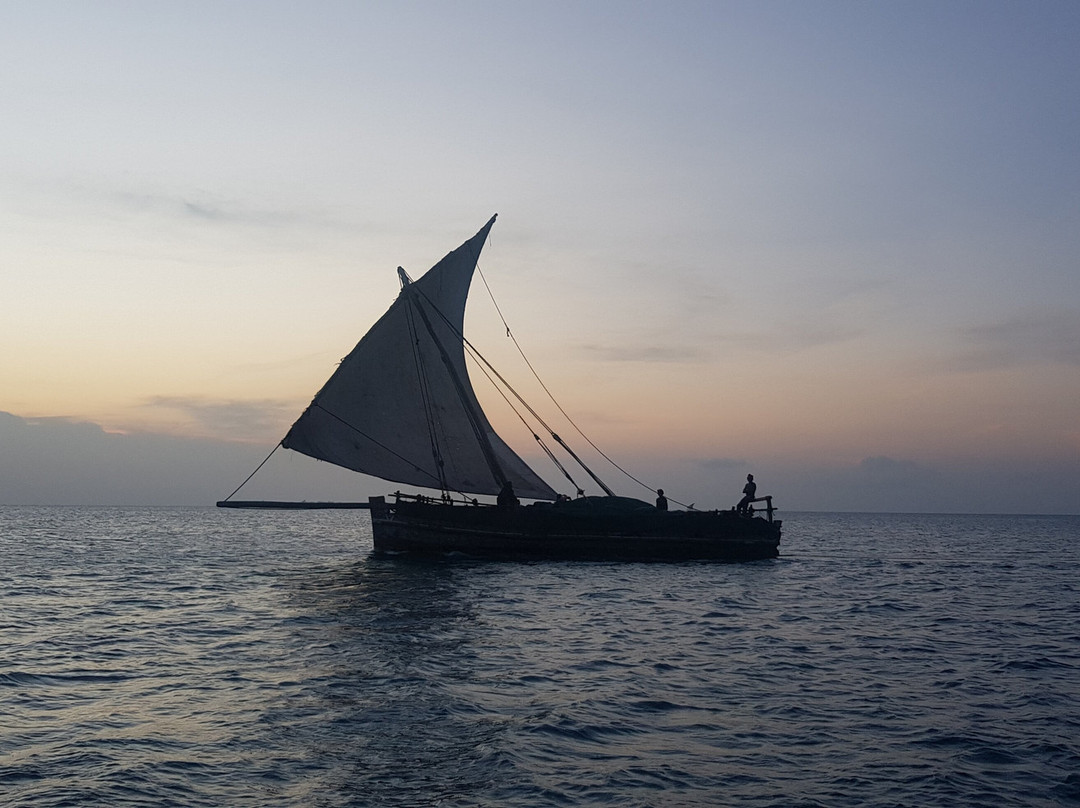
<box><xmin>282</xmin><ymin>215</ymin><xmax>558</xmax><ymax>501</ymax></box>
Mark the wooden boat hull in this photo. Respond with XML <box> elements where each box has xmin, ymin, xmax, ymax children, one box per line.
<box><xmin>369</xmin><ymin>496</ymin><xmax>780</xmax><ymax>561</ymax></box>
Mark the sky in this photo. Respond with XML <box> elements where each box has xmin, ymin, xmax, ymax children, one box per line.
<box><xmin>3</xmin><ymin>1</ymin><xmax>1079</xmax><ymax>512</ymax></box>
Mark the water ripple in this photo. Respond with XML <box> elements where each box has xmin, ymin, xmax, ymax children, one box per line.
<box><xmin>1</xmin><ymin>507</ymin><xmax>1078</xmax><ymax>806</ymax></box>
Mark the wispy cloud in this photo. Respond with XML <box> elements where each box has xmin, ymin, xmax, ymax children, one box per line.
<box><xmin>12</xmin><ymin>174</ymin><xmax>347</xmax><ymax>233</ymax></box>
<box><xmin>699</xmin><ymin>457</ymin><xmax>749</xmax><ymax>471</ymax></box>
<box><xmin>115</xmin><ymin>187</ymin><xmax>335</xmax><ymax>230</ymax></box>
<box><xmin>576</xmin><ymin>342</ymin><xmax>711</xmax><ymax>363</ymax></box>
<box><xmin>948</xmin><ymin>307</ymin><xmax>1080</xmax><ymax>371</ymax></box>
<box><xmin>572</xmin><ymin>316</ymin><xmax>864</xmax><ymax>364</ymax></box>
<box><xmin>182</xmin><ymin>200</ymin><xmax>232</xmax><ymax>221</ymax></box>
<box><xmin>757</xmin><ymin>320</ymin><xmax>865</xmax><ymax>354</ymax></box>
<box><xmin>857</xmin><ymin>455</ymin><xmax>932</xmax><ymax>480</ymax></box>
<box><xmin>139</xmin><ymin>396</ymin><xmax>295</xmax><ymax>442</ymax></box>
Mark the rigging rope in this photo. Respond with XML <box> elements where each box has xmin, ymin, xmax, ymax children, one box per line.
<box><xmin>311</xmin><ymin>403</ymin><xmax>480</xmax><ymax>504</ymax></box>
<box><xmin>312</xmin><ymin>403</ymin><xmax>444</xmax><ymax>486</ymax></box>
<box><xmin>475</xmin><ymin>264</ymin><xmax>670</xmax><ymax>502</ymax></box>
<box><xmin>477</xmin><ymin>262</ymin><xmax>695</xmax><ymax>507</ymax></box>
<box><xmin>415</xmin><ymin>277</ymin><xmax>614</xmax><ymax>496</ymax></box>
<box><xmin>466</xmin><ymin>348</ymin><xmax>585</xmax><ymax>495</ymax></box>
<box><xmin>220</xmin><ymin>441</ymin><xmax>282</xmax><ymax>502</ymax></box>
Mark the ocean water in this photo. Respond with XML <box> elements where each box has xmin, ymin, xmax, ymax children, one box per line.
<box><xmin>1</xmin><ymin>507</ymin><xmax>1078</xmax><ymax>807</ymax></box>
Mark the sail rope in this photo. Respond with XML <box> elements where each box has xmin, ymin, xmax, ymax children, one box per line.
<box><xmin>474</xmin><ymin>265</ymin><xmax>669</xmax><ymax>498</ymax></box>
<box><xmin>411</xmin><ymin>278</ymin><xmax>614</xmax><ymax>497</ymax></box>
<box><xmin>403</xmin><ymin>282</ymin><xmax>510</xmax><ymax>491</ymax></box>
<box><xmin>314</xmin><ymin>402</ymin><xmax>490</xmax><ymax>503</ymax></box>
<box><xmin>220</xmin><ymin>441</ymin><xmax>282</xmax><ymax>502</ymax></box>
<box><xmin>466</xmin><ymin>353</ymin><xmax>585</xmax><ymax>495</ymax></box>
<box><xmin>311</xmin><ymin>402</ymin><xmax>445</xmax><ymax>487</ymax></box>
<box><xmin>455</xmin><ymin>318</ymin><xmax>614</xmax><ymax>496</ymax></box>
<box><xmin>221</xmin><ymin>394</ymin><xmax>472</xmax><ymax>502</ymax></box>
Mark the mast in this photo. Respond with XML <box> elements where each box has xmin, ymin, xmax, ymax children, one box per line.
<box><xmin>400</xmin><ymin>271</ymin><xmax>510</xmax><ymax>491</ymax></box>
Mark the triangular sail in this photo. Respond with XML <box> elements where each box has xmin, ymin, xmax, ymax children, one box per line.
<box><xmin>282</xmin><ymin>215</ymin><xmax>557</xmax><ymax>501</ymax></box>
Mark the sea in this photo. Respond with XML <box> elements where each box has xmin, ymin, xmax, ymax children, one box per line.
<box><xmin>1</xmin><ymin>507</ymin><xmax>1078</xmax><ymax>808</ymax></box>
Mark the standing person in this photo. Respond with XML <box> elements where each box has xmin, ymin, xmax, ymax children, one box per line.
<box><xmin>737</xmin><ymin>474</ymin><xmax>757</xmax><ymax>514</ymax></box>
<box><xmin>655</xmin><ymin>489</ymin><xmax>668</xmax><ymax>511</ymax></box>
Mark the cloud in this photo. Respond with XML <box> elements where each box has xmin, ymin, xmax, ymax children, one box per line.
<box><xmin>3</xmin><ymin>412</ymin><xmax>1077</xmax><ymax>512</ymax></box>
<box><xmin>755</xmin><ymin>320</ymin><xmax>865</xmax><ymax>355</ymax></box>
<box><xmin>576</xmin><ymin>342</ymin><xmax>711</xmax><ymax>363</ymax></box>
<box><xmin>768</xmin><ymin>453</ymin><xmax>1080</xmax><ymax>514</ymax></box>
<box><xmin>13</xmin><ymin>175</ymin><xmax>345</xmax><ymax>234</ymax></box>
<box><xmin>948</xmin><ymin>307</ymin><xmax>1080</xmax><ymax>371</ymax></box>
<box><xmin>741</xmin><ymin>455</ymin><xmax>949</xmax><ymax>513</ymax></box>
<box><xmin>0</xmin><ymin>411</ymin><xmax>253</xmax><ymax>505</ymax></box>
<box><xmin>699</xmin><ymin>457</ymin><xmax>749</xmax><ymax>471</ymax></box>
<box><xmin>0</xmin><ymin>411</ymin><xmax>366</xmax><ymax>506</ymax></box>
<box><xmin>182</xmin><ymin>199</ymin><xmax>233</xmax><ymax>221</ymax></box>
<box><xmin>566</xmin><ymin>266</ymin><xmax>869</xmax><ymax>366</ymax></box>
<box><xmin>857</xmin><ymin>455</ymin><xmax>927</xmax><ymax>478</ymax></box>
<box><xmin>139</xmin><ymin>396</ymin><xmax>296</xmax><ymax>442</ymax></box>
<box><xmin>114</xmin><ymin>186</ymin><xmax>337</xmax><ymax>231</ymax></box>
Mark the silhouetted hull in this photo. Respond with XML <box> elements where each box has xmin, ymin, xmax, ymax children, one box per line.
<box><xmin>369</xmin><ymin>496</ymin><xmax>780</xmax><ymax>562</ymax></box>
<box><xmin>216</xmin><ymin>500</ymin><xmax>371</xmax><ymax>510</ymax></box>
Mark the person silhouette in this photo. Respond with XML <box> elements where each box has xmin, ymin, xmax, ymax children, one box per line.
<box><xmin>655</xmin><ymin>489</ymin><xmax>668</xmax><ymax>511</ymax></box>
<box><xmin>497</xmin><ymin>480</ymin><xmax>519</xmax><ymax>508</ymax></box>
<box><xmin>736</xmin><ymin>474</ymin><xmax>757</xmax><ymax>514</ymax></box>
